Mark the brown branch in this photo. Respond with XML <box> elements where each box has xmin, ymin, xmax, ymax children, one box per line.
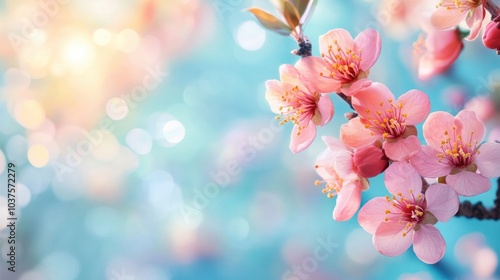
<box><xmin>455</xmin><ymin>178</ymin><xmax>500</xmax><ymax>220</ymax></box>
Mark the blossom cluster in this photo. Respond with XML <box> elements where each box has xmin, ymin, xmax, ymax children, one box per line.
<box><xmin>249</xmin><ymin>0</ymin><xmax>500</xmax><ymax>264</ymax></box>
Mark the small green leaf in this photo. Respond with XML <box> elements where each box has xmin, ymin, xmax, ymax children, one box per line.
<box><xmin>247</xmin><ymin>7</ymin><xmax>292</xmax><ymax>36</ymax></box>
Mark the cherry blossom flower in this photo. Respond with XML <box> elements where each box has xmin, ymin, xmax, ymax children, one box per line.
<box><xmin>431</xmin><ymin>0</ymin><xmax>486</xmax><ymax>41</ymax></box>
<box><xmin>413</xmin><ymin>27</ymin><xmax>463</xmax><ymax>80</ymax></box>
<box><xmin>295</xmin><ymin>28</ymin><xmax>381</xmax><ymax>95</ymax></box>
<box><xmin>411</xmin><ymin>109</ymin><xmax>500</xmax><ymax>196</ymax></box>
<box><xmin>265</xmin><ymin>64</ymin><xmax>334</xmax><ymax>153</ymax></box>
<box><xmin>464</xmin><ymin>95</ymin><xmax>495</xmax><ymax>122</ymax></box>
<box><xmin>314</xmin><ymin>136</ymin><xmax>369</xmax><ymax>221</ymax></box>
<box><xmin>340</xmin><ymin>82</ymin><xmax>430</xmax><ymax>162</ymax></box>
<box><xmin>358</xmin><ymin>162</ymin><xmax>459</xmax><ymax>264</ymax></box>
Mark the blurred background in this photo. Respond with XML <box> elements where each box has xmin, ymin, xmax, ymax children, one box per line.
<box><xmin>0</xmin><ymin>0</ymin><xmax>500</xmax><ymax>279</ymax></box>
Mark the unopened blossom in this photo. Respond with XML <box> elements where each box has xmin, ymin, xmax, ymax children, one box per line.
<box><xmin>296</xmin><ymin>28</ymin><xmax>381</xmax><ymax>95</ymax></box>
<box><xmin>431</xmin><ymin>0</ymin><xmax>486</xmax><ymax>40</ymax></box>
<box><xmin>314</xmin><ymin>136</ymin><xmax>369</xmax><ymax>221</ymax></box>
<box><xmin>340</xmin><ymin>82</ymin><xmax>430</xmax><ymax>162</ymax></box>
<box><xmin>265</xmin><ymin>64</ymin><xmax>334</xmax><ymax>153</ymax></box>
<box><xmin>483</xmin><ymin>19</ymin><xmax>500</xmax><ymax>52</ymax></box>
<box><xmin>358</xmin><ymin>162</ymin><xmax>459</xmax><ymax>264</ymax></box>
<box><xmin>352</xmin><ymin>141</ymin><xmax>389</xmax><ymax>178</ymax></box>
<box><xmin>413</xmin><ymin>28</ymin><xmax>463</xmax><ymax>80</ymax></box>
<box><xmin>411</xmin><ymin>109</ymin><xmax>500</xmax><ymax>196</ymax></box>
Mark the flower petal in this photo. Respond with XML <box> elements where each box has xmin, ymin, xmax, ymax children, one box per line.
<box><xmin>354</xmin><ymin>29</ymin><xmax>381</xmax><ymax>71</ymax></box>
<box><xmin>385</xmin><ymin>162</ymin><xmax>423</xmax><ymax>195</ymax></box>
<box><xmin>352</xmin><ymin>82</ymin><xmax>395</xmax><ymax>120</ymax></box>
<box><xmin>456</xmin><ymin>109</ymin><xmax>485</xmax><ymax>144</ymax></box>
<box><xmin>295</xmin><ymin>56</ymin><xmax>341</xmax><ymax>93</ymax></box>
<box><xmin>374</xmin><ymin>222</ymin><xmax>414</xmax><ymax>257</ymax></box>
<box><xmin>475</xmin><ymin>142</ymin><xmax>500</xmax><ymax>177</ymax></box>
<box><xmin>411</xmin><ymin>145</ymin><xmax>453</xmax><ymax>177</ymax></box>
<box><xmin>431</xmin><ymin>6</ymin><xmax>468</xmax><ymax>30</ymax></box>
<box><xmin>465</xmin><ymin>6</ymin><xmax>485</xmax><ymax>41</ymax></box>
<box><xmin>333</xmin><ymin>181</ymin><xmax>362</xmax><ymax>221</ymax></box>
<box><xmin>319</xmin><ymin>28</ymin><xmax>354</xmax><ymax>58</ymax></box>
<box><xmin>425</xmin><ymin>184</ymin><xmax>459</xmax><ymax>222</ymax></box>
<box><xmin>289</xmin><ymin>122</ymin><xmax>316</xmax><ymax>153</ymax></box>
<box><xmin>398</xmin><ymin>90</ymin><xmax>430</xmax><ymax>125</ymax></box>
<box><xmin>383</xmin><ymin>135</ymin><xmax>422</xmax><ymax>162</ymax></box>
<box><xmin>317</xmin><ymin>95</ymin><xmax>334</xmax><ymax>126</ymax></box>
<box><xmin>446</xmin><ymin>170</ymin><xmax>491</xmax><ymax>196</ymax></box>
<box><xmin>340</xmin><ymin>117</ymin><xmax>376</xmax><ymax>148</ymax></box>
<box><xmin>333</xmin><ymin>150</ymin><xmax>355</xmax><ymax>178</ymax></box>
<box><xmin>423</xmin><ymin>111</ymin><xmax>456</xmax><ymax>150</ymax></box>
<box><xmin>413</xmin><ymin>224</ymin><xmax>446</xmax><ymax>264</ymax></box>
<box><xmin>341</xmin><ymin>78</ymin><xmax>372</xmax><ymax>97</ymax></box>
<box><xmin>265</xmin><ymin>80</ymin><xmax>290</xmax><ymax>114</ymax></box>
<box><xmin>322</xmin><ymin>136</ymin><xmax>346</xmax><ymax>152</ymax></box>
<box><xmin>358</xmin><ymin>197</ymin><xmax>390</xmax><ymax>234</ymax></box>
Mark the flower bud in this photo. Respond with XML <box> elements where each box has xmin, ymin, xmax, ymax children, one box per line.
<box><xmin>353</xmin><ymin>143</ymin><xmax>389</xmax><ymax>178</ymax></box>
<box><xmin>483</xmin><ymin>20</ymin><xmax>500</xmax><ymax>52</ymax></box>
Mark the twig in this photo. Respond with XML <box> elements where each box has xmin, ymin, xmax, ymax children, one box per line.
<box><xmin>455</xmin><ymin>178</ymin><xmax>500</xmax><ymax>220</ymax></box>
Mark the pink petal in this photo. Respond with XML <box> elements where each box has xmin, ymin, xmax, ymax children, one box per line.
<box><xmin>341</xmin><ymin>78</ymin><xmax>372</xmax><ymax>97</ymax></box>
<box><xmin>411</xmin><ymin>146</ymin><xmax>453</xmax><ymax>177</ymax></box>
<box><xmin>456</xmin><ymin>109</ymin><xmax>485</xmax><ymax>144</ymax></box>
<box><xmin>332</xmin><ymin>181</ymin><xmax>362</xmax><ymax>221</ymax></box>
<box><xmin>322</xmin><ymin>136</ymin><xmax>347</xmax><ymax>152</ymax></box>
<box><xmin>295</xmin><ymin>56</ymin><xmax>341</xmax><ymax>93</ymax></box>
<box><xmin>333</xmin><ymin>150</ymin><xmax>356</xmax><ymax>178</ymax></box>
<box><xmin>425</xmin><ymin>183</ymin><xmax>459</xmax><ymax>222</ymax></box>
<box><xmin>354</xmin><ymin>29</ymin><xmax>381</xmax><ymax>71</ymax></box>
<box><xmin>413</xmin><ymin>224</ymin><xmax>446</xmax><ymax>264</ymax></box>
<box><xmin>374</xmin><ymin>222</ymin><xmax>414</xmax><ymax>257</ymax></box>
<box><xmin>385</xmin><ymin>162</ymin><xmax>423</xmax><ymax>195</ymax></box>
<box><xmin>358</xmin><ymin>197</ymin><xmax>390</xmax><ymax>234</ymax></box>
<box><xmin>383</xmin><ymin>135</ymin><xmax>422</xmax><ymax>162</ymax></box>
<box><xmin>423</xmin><ymin>111</ymin><xmax>456</xmax><ymax>150</ymax></box>
<box><xmin>465</xmin><ymin>6</ymin><xmax>485</xmax><ymax>41</ymax></box>
<box><xmin>431</xmin><ymin>6</ymin><xmax>468</xmax><ymax>30</ymax></box>
<box><xmin>317</xmin><ymin>95</ymin><xmax>334</xmax><ymax>126</ymax></box>
<box><xmin>265</xmin><ymin>80</ymin><xmax>290</xmax><ymax>114</ymax></box>
<box><xmin>352</xmin><ymin>82</ymin><xmax>395</xmax><ymax>120</ymax></box>
<box><xmin>340</xmin><ymin>117</ymin><xmax>376</xmax><ymax>148</ymax></box>
<box><xmin>289</xmin><ymin>122</ymin><xmax>316</xmax><ymax>153</ymax></box>
<box><xmin>446</xmin><ymin>170</ymin><xmax>491</xmax><ymax>196</ymax></box>
<box><xmin>319</xmin><ymin>28</ymin><xmax>354</xmax><ymax>58</ymax></box>
<box><xmin>279</xmin><ymin>64</ymin><xmax>301</xmax><ymax>85</ymax></box>
<box><xmin>475</xmin><ymin>142</ymin><xmax>500</xmax><ymax>177</ymax></box>
<box><xmin>398</xmin><ymin>90</ymin><xmax>430</xmax><ymax>125</ymax></box>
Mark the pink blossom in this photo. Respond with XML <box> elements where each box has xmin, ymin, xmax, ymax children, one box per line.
<box><xmin>295</xmin><ymin>28</ymin><xmax>381</xmax><ymax>96</ymax></box>
<box><xmin>464</xmin><ymin>95</ymin><xmax>495</xmax><ymax>122</ymax></box>
<box><xmin>431</xmin><ymin>0</ymin><xmax>486</xmax><ymax>41</ymax></box>
<box><xmin>340</xmin><ymin>82</ymin><xmax>430</xmax><ymax>162</ymax></box>
<box><xmin>315</xmin><ymin>136</ymin><xmax>369</xmax><ymax>221</ymax></box>
<box><xmin>483</xmin><ymin>19</ymin><xmax>500</xmax><ymax>52</ymax></box>
<box><xmin>358</xmin><ymin>162</ymin><xmax>459</xmax><ymax>264</ymax></box>
<box><xmin>265</xmin><ymin>64</ymin><xmax>334</xmax><ymax>153</ymax></box>
<box><xmin>413</xmin><ymin>28</ymin><xmax>463</xmax><ymax>80</ymax></box>
<box><xmin>411</xmin><ymin>109</ymin><xmax>500</xmax><ymax>196</ymax></box>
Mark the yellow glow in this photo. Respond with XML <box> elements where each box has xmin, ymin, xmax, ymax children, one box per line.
<box><xmin>116</xmin><ymin>28</ymin><xmax>140</xmax><ymax>53</ymax></box>
<box><xmin>93</xmin><ymin>28</ymin><xmax>112</xmax><ymax>46</ymax></box>
<box><xmin>61</xmin><ymin>38</ymin><xmax>95</xmax><ymax>71</ymax></box>
<box><xmin>28</xmin><ymin>144</ymin><xmax>50</xmax><ymax>168</ymax></box>
<box><xmin>14</xmin><ymin>99</ymin><xmax>45</xmax><ymax>129</ymax></box>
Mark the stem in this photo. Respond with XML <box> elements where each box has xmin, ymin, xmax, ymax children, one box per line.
<box><xmin>292</xmin><ymin>36</ymin><xmax>312</xmax><ymax>58</ymax></box>
<box><xmin>337</xmin><ymin>92</ymin><xmax>354</xmax><ymax>109</ymax></box>
<box><xmin>486</xmin><ymin>0</ymin><xmax>500</xmax><ymax>19</ymax></box>
<box><xmin>455</xmin><ymin>178</ymin><xmax>500</xmax><ymax>220</ymax></box>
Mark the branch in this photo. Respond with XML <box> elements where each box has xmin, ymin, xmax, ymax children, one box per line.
<box><xmin>455</xmin><ymin>178</ymin><xmax>500</xmax><ymax>220</ymax></box>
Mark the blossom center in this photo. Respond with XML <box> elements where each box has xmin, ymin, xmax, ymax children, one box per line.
<box><xmin>363</xmin><ymin>98</ymin><xmax>408</xmax><ymax>139</ymax></box>
<box><xmin>276</xmin><ymin>85</ymin><xmax>320</xmax><ymax>135</ymax></box>
<box><xmin>436</xmin><ymin>125</ymin><xmax>479</xmax><ymax>168</ymax></box>
<box><xmin>320</xmin><ymin>40</ymin><xmax>362</xmax><ymax>83</ymax></box>
<box><xmin>384</xmin><ymin>190</ymin><xmax>426</xmax><ymax>236</ymax></box>
<box><xmin>314</xmin><ymin>164</ymin><xmax>344</xmax><ymax>198</ymax></box>
<box><xmin>437</xmin><ymin>0</ymin><xmax>480</xmax><ymax>13</ymax></box>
